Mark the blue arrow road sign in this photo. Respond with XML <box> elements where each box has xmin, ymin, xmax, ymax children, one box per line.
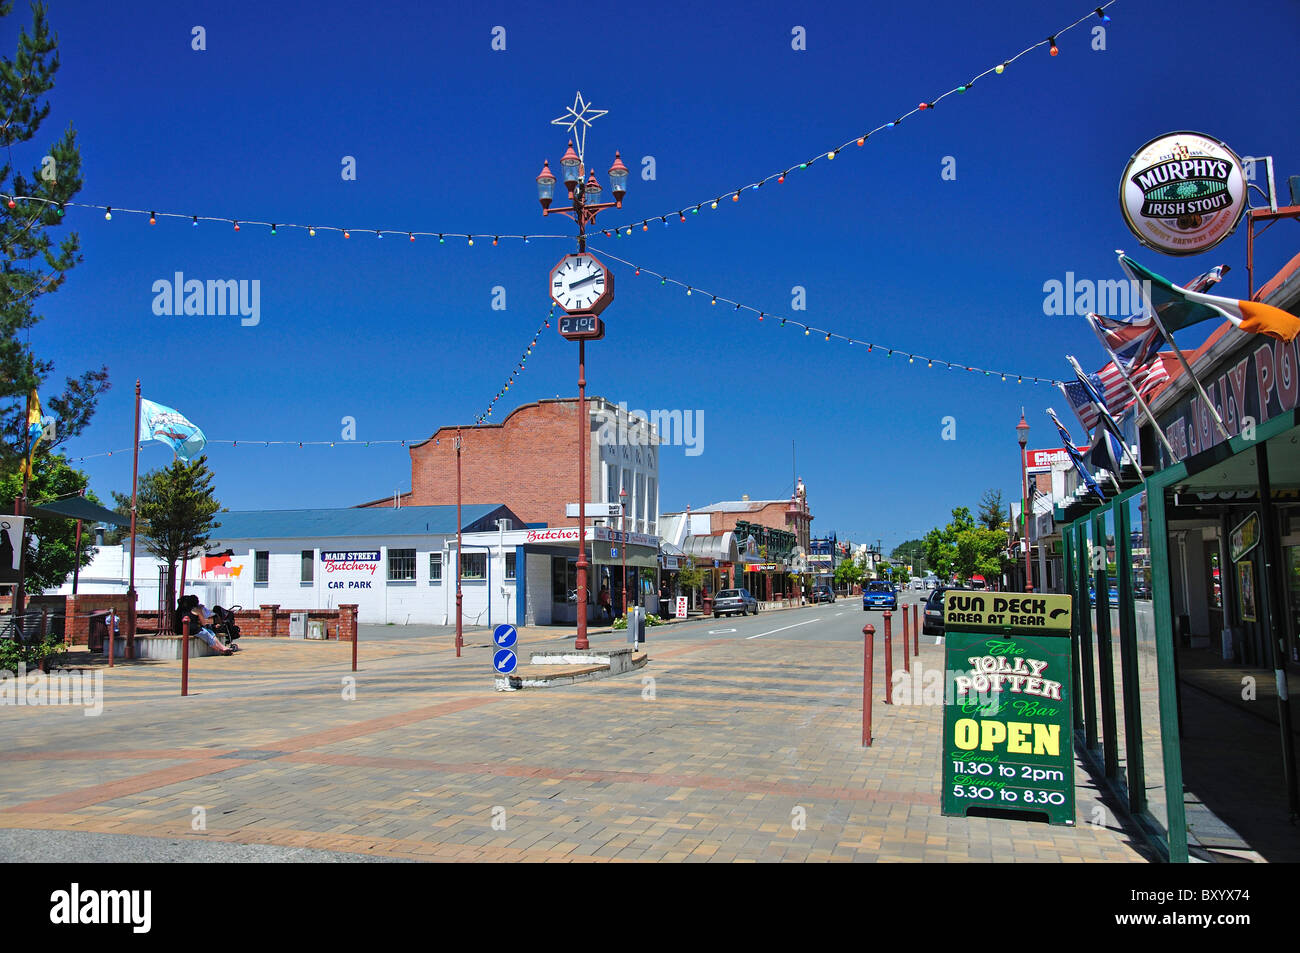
<box><xmin>493</xmin><ymin>623</ymin><xmax>517</xmax><ymax>648</ymax></box>
<box><xmin>493</xmin><ymin>648</ymin><xmax>518</xmax><ymax>674</ymax></box>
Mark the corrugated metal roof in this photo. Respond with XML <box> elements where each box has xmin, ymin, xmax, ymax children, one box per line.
<box><xmin>209</xmin><ymin>504</ymin><xmax>516</xmax><ymax>541</ymax></box>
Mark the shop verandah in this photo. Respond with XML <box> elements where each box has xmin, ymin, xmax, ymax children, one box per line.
<box><xmin>1062</xmin><ymin>410</ymin><xmax>1300</xmax><ymax>861</ymax></box>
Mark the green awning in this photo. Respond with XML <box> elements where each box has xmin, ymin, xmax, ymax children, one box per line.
<box><xmin>26</xmin><ymin>497</ymin><xmax>131</xmax><ymax>526</ymax></box>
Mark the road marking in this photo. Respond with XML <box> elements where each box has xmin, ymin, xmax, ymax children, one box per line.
<box><xmin>745</xmin><ymin>619</ymin><xmax>821</xmax><ymax>640</ymax></box>
<box><xmin>835</xmin><ymin>612</ymin><xmax>843</xmax><ymax>617</ymax></box>
<box><xmin>707</xmin><ymin>628</ymin><xmax>737</xmax><ymax>635</ymax></box>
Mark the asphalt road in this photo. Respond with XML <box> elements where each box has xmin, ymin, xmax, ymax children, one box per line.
<box><xmin>575</xmin><ymin>590</ymin><xmax>934</xmax><ymax>648</ymax></box>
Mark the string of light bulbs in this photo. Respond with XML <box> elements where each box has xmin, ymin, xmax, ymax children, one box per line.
<box><xmin>586</xmin><ymin>245</ymin><xmax>1064</xmax><ymax>386</ymax></box>
<box><xmin>0</xmin><ymin>192</ymin><xmax>574</xmax><ymax>246</ymax></box>
<box><xmin>590</xmin><ymin>3</ymin><xmax>1117</xmax><ymax>242</ymax></box>
<box><xmin>0</xmin><ymin>4</ymin><xmax>1116</xmax><ymax>255</ymax></box>
<box><xmin>474</xmin><ymin>311</ymin><xmax>551</xmax><ymax>425</ymax></box>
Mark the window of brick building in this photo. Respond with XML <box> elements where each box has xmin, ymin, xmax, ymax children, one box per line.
<box><xmin>301</xmin><ymin>550</ymin><xmax>314</xmax><ymax>584</ymax></box>
<box><xmin>429</xmin><ymin>552</ymin><xmax>442</xmax><ymax>583</ymax></box>
<box><xmin>255</xmin><ymin>551</ymin><xmax>269</xmax><ymax>584</ymax></box>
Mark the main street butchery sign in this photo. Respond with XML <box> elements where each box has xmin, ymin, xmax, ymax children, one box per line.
<box><xmin>1120</xmin><ymin>131</ymin><xmax>1246</xmax><ymax>257</ymax></box>
<box><xmin>321</xmin><ymin>551</ymin><xmax>380</xmax><ymax>589</ymax></box>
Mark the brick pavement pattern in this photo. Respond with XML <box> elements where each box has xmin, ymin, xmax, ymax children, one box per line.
<box><xmin>0</xmin><ymin>628</ymin><xmax>1154</xmax><ymax>862</ymax></box>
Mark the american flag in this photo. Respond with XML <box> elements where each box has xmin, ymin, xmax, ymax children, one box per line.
<box><xmin>1061</xmin><ymin>356</ymin><xmax>1171</xmax><ymax>432</ymax></box>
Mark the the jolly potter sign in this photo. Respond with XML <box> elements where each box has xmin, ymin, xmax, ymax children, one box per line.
<box><xmin>1155</xmin><ymin>334</ymin><xmax>1300</xmax><ymax>468</ymax></box>
<box><xmin>1120</xmin><ymin>131</ymin><xmax>1246</xmax><ymax>257</ymax></box>
<box><xmin>941</xmin><ymin>591</ymin><xmax>1076</xmax><ymax>826</ymax></box>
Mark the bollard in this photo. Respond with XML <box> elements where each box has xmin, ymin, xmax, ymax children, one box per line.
<box><xmin>352</xmin><ymin>620</ymin><xmax>358</xmax><ymax>672</ymax></box>
<box><xmin>862</xmin><ymin>623</ymin><xmax>875</xmax><ymax>747</ymax></box>
<box><xmin>181</xmin><ymin>615</ymin><xmax>190</xmax><ymax>697</ymax></box>
<box><xmin>913</xmin><ymin>602</ymin><xmax>919</xmax><ymax>656</ymax></box>
<box><xmin>883</xmin><ymin>610</ymin><xmax>893</xmax><ymax>705</ymax></box>
<box><xmin>902</xmin><ymin>607</ymin><xmax>910</xmax><ymax>674</ymax></box>
<box><xmin>107</xmin><ymin>610</ymin><xmax>115</xmax><ymax>669</ymax></box>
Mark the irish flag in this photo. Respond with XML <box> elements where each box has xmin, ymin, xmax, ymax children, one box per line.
<box><xmin>1120</xmin><ymin>253</ymin><xmax>1300</xmax><ymax>343</ymax></box>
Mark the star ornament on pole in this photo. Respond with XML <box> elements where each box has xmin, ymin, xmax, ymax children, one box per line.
<box><xmin>551</xmin><ymin>91</ymin><xmax>607</xmax><ymax>165</ymax></box>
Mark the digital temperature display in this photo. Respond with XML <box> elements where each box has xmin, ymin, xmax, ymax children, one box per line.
<box><xmin>558</xmin><ymin>314</ymin><xmax>605</xmax><ymax>341</ymax></box>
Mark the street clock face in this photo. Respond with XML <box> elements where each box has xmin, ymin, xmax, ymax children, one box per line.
<box><xmin>549</xmin><ymin>252</ymin><xmax>614</xmax><ymax>315</ymax></box>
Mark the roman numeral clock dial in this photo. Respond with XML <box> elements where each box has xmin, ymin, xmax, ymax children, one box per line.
<box><xmin>549</xmin><ymin>252</ymin><xmax>614</xmax><ymax>317</ymax></box>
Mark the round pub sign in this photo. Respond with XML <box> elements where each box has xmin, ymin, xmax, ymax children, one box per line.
<box><xmin>1119</xmin><ymin>131</ymin><xmax>1247</xmax><ymax>257</ymax></box>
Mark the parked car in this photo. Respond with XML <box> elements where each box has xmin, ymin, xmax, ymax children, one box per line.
<box><xmin>862</xmin><ymin>580</ymin><xmax>898</xmax><ymax>612</ymax></box>
<box><xmin>813</xmin><ymin>585</ymin><xmax>835</xmax><ymax>603</ymax></box>
<box><xmin>714</xmin><ymin>588</ymin><xmax>758</xmax><ymax>617</ymax></box>
<box><xmin>923</xmin><ymin>586</ymin><xmax>958</xmax><ymax>636</ymax></box>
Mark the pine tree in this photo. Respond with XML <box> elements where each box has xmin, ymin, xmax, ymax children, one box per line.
<box><xmin>136</xmin><ymin>457</ymin><xmax>222</xmax><ymax>624</ymax></box>
<box><xmin>1</xmin><ymin>2</ymin><xmax>108</xmax><ymax>472</ymax></box>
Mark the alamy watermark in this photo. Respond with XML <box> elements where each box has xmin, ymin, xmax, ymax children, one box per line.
<box><xmin>1</xmin><ymin>663</ymin><xmax>103</xmax><ymax>716</ymax></box>
<box><xmin>152</xmin><ymin>272</ymin><xmax>260</xmax><ymax>326</ymax></box>
<box><xmin>594</xmin><ymin>401</ymin><xmax>704</xmax><ymax>457</ymax></box>
<box><xmin>1042</xmin><ymin>273</ymin><xmax>1151</xmax><ymax>318</ymax></box>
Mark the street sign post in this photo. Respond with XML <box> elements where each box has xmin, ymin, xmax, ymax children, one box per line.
<box><xmin>493</xmin><ymin>647</ymin><xmax>518</xmax><ymax>675</ymax></box>
<box><xmin>493</xmin><ymin>623</ymin><xmax>517</xmax><ymax>649</ymax></box>
<box><xmin>940</xmin><ymin>591</ymin><xmax>1075</xmax><ymax>826</ymax></box>
<box><xmin>675</xmin><ymin>596</ymin><xmax>688</xmax><ymax>619</ymax></box>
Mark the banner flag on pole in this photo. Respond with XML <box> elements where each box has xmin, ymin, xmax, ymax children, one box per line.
<box><xmin>1120</xmin><ymin>254</ymin><xmax>1300</xmax><ymax>342</ymax></box>
<box><xmin>140</xmin><ymin>399</ymin><xmax>207</xmax><ymax>460</ymax></box>
<box><xmin>19</xmin><ymin>390</ymin><xmax>43</xmax><ymax>478</ymax></box>
<box><xmin>1065</xmin><ymin>355</ymin><xmax>1129</xmax><ymax>453</ymax></box>
<box><xmin>1046</xmin><ymin>407</ymin><xmax>1106</xmax><ymax>502</ymax></box>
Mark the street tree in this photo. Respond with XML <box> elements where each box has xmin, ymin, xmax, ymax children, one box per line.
<box><xmin>978</xmin><ymin>489</ymin><xmax>1007</xmax><ymax>531</ymax></box>
<box><xmin>136</xmin><ymin>456</ymin><xmax>221</xmax><ymax>623</ymax></box>
<box><xmin>1</xmin><ymin>2</ymin><xmax>109</xmax><ymax>471</ymax></box>
<box><xmin>833</xmin><ymin>555</ymin><xmax>862</xmax><ymax>591</ymax></box>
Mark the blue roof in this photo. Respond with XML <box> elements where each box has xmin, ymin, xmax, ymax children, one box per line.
<box><xmin>210</xmin><ymin>504</ymin><xmax>517</xmax><ymax>541</ymax></box>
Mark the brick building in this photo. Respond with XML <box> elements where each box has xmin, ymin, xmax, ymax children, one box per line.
<box><xmin>363</xmin><ymin>396</ymin><xmax>660</xmax><ymax>535</ymax></box>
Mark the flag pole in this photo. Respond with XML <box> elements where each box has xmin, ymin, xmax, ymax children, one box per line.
<box><xmin>1147</xmin><ymin>307</ymin><xmax>1232</xmax><ymax>441</ymax></box>
<box><xmin>1084</xmin><ymin>313</ymin><xmax>1179</xmax><ymax>461</ymax></box>
<box><xmin>127</xmin><ymin>380</ymin><xmax>141</xmax><ymax>658</ymax></box>
<box><xmin>12</xmin><ymin>388</ymin><xmax>33</xmax><ymax>627</ymax></box>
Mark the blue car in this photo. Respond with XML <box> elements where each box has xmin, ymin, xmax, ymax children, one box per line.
<box><xmin>862</xmin><ymin>581</ymin><xmax>898</xmax><ymax>611</ymax></box>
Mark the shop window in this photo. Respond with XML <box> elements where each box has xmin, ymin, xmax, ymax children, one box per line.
<box><xmin>255</xmin><ymin>551</ymin><xmax>269</xmax><ymax>584</ymax></box>
<box><xmin>505</xmin><ymin>552</ymin><xmax>516</xmax><ymax>580</ymax></box>
<box><xmin>388</xmin><ymin>548</ymin><xmax>416</xmax><ymax>582</ymax></box>
<box><xmin>461</xmin><ymin>553</ymin><xmax>486</xmax><ymax>580</ymax></box>
<box><xmin>301</xmin><ymin>550</ymin><xmax>314</xmax><ymax>584</ymax></box>
<box><xmin>429</xmin><ymin>552</ymin><xmax>442</xmax><ymax>583</ymax></box>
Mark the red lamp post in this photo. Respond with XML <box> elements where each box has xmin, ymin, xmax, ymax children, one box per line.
<box><xmin>1017</xmin><ymin>411</ymin><xmax>1033</xmax><ymax>593</ymax></box>
<box><xmin>537</xmin><ymin>120</ymin><xmax>627</xmax><ymax>651</ymax></box>
<box><xmin>620</xmin><ymin>485</ymin><xmax>629</xmax><ymax>617</ymax></box>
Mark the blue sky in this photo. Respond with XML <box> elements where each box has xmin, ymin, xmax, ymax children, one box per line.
<box><xmin>14</xmin><ymin>0</ymin><xmax>1300</xmax><ymax>552</ymax></box>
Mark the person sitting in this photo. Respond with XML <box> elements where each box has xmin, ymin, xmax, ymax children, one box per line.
<box><xmin>598</xmin><ymin>585</ymin><xmax>612</xmax><ymax>623</ymax></box>
<box><xmin>173</xmin><ymin>595</ymin><xmax>233</xmax><ymax>655</ymax></box>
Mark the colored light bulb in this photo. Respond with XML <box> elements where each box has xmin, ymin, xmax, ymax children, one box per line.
<box><xmin>192</xmin><ymin>216</ymin><xmax>198</xmax><ymax>227</ymax></box>
<box><xmin>711</xmin><ymin>200</ymin><xmax>718</xmax><ymax>209</ymax></box>
<box><xmin>1049</xmin><ymin>36</ymin><xmax>1058</xmax><ymax>56</ymax></box>
<box><xmin>309</xmin><ymin>227</ymin><xmax>315</xmax><ymax>236</ymax></box>
<box><xmin>149</xmin><ymin>212</ymin><xmax>156</xmax><ymax>224</ymax></box>
<box><xmin>270</xmin><ymin>224</ymin><xmax>277</xmax><ymax>235</ymax></box>
<box><xmin>233</xmin><ymin>220</ymin><xmax>239</xmax><ymax>231</ymax></box>
<box><xmin>105</xmin><ymin>207</ymin><xmax>112</xmax><ymax>220</ymax></box>
<box><xmin>857</xmin><ymin>137</ymin><xmax>865</xmax><ymax>146</ymax></box>
<box><xmin>995</xmin><ymin>63</ymin><xmax>1005</xmax><ymax>74</ymax></box>
<box><xmin>344</xmin><ymin>230</ymin><xmax>350</xmax><ymax>239</ymax></box>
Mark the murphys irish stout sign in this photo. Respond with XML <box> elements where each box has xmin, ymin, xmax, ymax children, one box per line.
<box><xmin>1120</xmin><ymin>131</ymin><xmax>1246</xmax><ymax>257</ymax></box>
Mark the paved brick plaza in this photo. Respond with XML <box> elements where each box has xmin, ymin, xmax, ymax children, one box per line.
<box><xmin>0</xmin><ymin>621</ymin><xmax>1155</xmax><ymax>862</ymax></box>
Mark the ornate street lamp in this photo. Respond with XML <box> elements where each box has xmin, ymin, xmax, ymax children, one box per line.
<box><xmin>536</xmin><ymin>93</ymin><xmax>627</xmax><ymax>651</ymax></box>
<box><xmin>620</xmin><ymin>485</ymin><xmax>629</xmax><ymax>617</ymax></box>
<box><xmin>1017</xmin><ymin>411</ymin><xmax>1033</xmax><ymax>593</ymax></box>
<box><xmin>536</xmin><ymin>160</ymin><xmax>556</xmax><ymax>211</ymax></box>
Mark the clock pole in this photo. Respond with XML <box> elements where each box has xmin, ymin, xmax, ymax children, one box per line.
<box><xmin>536</xmin><ymin>95</ymin><xmax>628</xmax><ymax>652</ymax></box>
